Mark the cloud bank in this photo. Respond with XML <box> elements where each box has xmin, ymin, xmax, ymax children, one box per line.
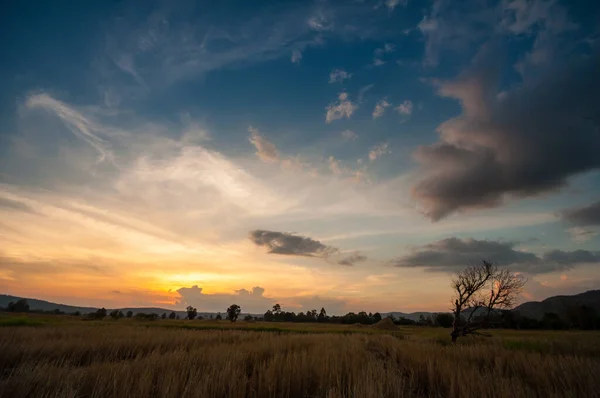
<box><xmin>391</xmin><ymin>237</ymin><xmax>600</xmax><ymax>274</ymax></box>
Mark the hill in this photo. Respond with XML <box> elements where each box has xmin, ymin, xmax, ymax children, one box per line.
<box><xmin>0</xmin><ymin>294</ymin><xmax>257</xmax><ymax>318</ymax></box>
<box><xmin>514</xmin><ymin>290</ymin><xmax>600</xmax><ymax>320</ymax></box>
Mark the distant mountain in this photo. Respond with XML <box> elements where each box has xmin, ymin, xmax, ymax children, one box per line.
<box><xmin>3</xmin><ymin>290</ymin><xmax>599</xmax><ymax>321</ymax></box>
<box><xmin>514</xmin><ymin>290</ymin><xmax>600</xmax><ymax>320</ymax></box>
<box><xmin>0</xmin><ymin>295</ymin><xmax>259</xmax><ymax>318</ymax></box>
<box><xmin>0</xmin><ymin>294</ymin><xmax>99</xmax><ymax>315</ymax></box>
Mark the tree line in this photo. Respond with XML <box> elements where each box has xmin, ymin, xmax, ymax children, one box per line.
<box><xmin>3</xmin><ymin>261</ymin><xmax>600</xmax><ymax>342</ymax></box>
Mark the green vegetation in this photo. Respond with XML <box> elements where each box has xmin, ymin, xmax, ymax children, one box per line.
<box><xmin>0</xmin><ymin>315</ymin><xmax>599</xmax><ymax>397</ymax></box>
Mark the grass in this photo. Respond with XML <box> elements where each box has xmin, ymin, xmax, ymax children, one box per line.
<box><xmin>0</xmin><ymin>315</ymin><xmax>599</xmax><ymax>397</ymax></box>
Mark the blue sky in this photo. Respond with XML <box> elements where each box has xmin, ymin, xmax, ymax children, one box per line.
<box><xmin>0</xmin><ymin>0</ymin><xmax>599</xmax><ymax>313</ymax></box>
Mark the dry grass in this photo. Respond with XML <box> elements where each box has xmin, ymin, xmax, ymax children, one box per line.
<box><xmin>1</xmin><ymin>317</ymin><xmax>599</xmax><ymax>397</ymax></box>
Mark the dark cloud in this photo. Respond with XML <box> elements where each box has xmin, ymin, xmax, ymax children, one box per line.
<box><xmin>0</xmin><ymin>198</ymin><xmax>38</xmax><ymax>214</ymax></box>
<box><xmin>412</xmin><ymin>46</ymin><xmax>600</xmax><ymax>220</ymax></box>
<box><xmin>391</xmin><ymin>237</ymin><xmax>600</xmax><ymax>274</ymax></box>
<box><xmin>561</xmin><ymin>200</ymin><xmax>600</xmax><ymax>226</ymax></box>
<box><xmin>542</xmin><ymin>250</ymin><xmax>600</xmax><ymax>265</ymax></box>
<box><xmin>392</xmin><ymin>237</ymin><xmax>539</xmax><ymax>270</ymax></box>
<box><xmin>338</xmin><ymin>253</ymin><xmax>367</xmax><ymax>266</ymax></box>
<box><xmin>249</xmin><ymin>230</ymin><xmax>338</xmax><ymax>257</ymax></box>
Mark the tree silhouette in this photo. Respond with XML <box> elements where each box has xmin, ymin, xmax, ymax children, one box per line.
<box><xmin>161</xmin><ymin>312</ymin><xmax>167</xmax><ymax>320</ymax></box>
<box><xmin>450</xmin><ymin>260</ymin><xmax>525</xmax><ymax>342</ymax></box>
<box><xmin>169</xmin><ymin>311</ymin><xmax>177</xmax><ymax>319</ymax></box>
<box><xmin>215</xmin><ymin>312</ymin><xmax>222</xmax><ymax>320</ymax></box>
<box><xmin>226</xmin><ymin>304</ymin><xmax>241</xmax><ymax>322</ymax></box>
<box><xmin>7</xmin><ymin>299</ymin><xmax>29</xmax><ymax>313</ymax></box>
<box><xmin>94</xmin><ymin>308</ymin><xmax>107</xmax><ymax>320</ymax></box>
<box><xmin>186</xmin><ymin>306</ymin><xmax>197</xmax><ymax>320</ymax></box>
<box><xmin>126</xmin><ymin>310</ymin><xmax>133</xmax><ymax>318</ymax></box>
<box><xmin>318</xmin><ymin>307</ymin><xmax>327</xmax><ymax>322</ymax></box>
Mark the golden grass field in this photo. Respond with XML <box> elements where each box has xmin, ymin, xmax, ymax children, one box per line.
<box><xmin>1</xmin><ymin>314</ymin><xmax>600</xmax><ymax>397</ymax></box>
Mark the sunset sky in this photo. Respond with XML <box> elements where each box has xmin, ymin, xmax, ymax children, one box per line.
<box><xmin>1</xmin><ymin>0</ymin><xmax>599</xmax><ymax>314</ymax></box>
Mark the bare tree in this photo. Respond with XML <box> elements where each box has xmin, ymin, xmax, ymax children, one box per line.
<box><xmin>450</xmin><ymin>260</ymin><xmax>526</xmax><ymax>343</ymax></box>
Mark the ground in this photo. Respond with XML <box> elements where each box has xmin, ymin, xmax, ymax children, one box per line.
<box><xmin>1</xmin><ymin>313</ymin><xmax>599</xmax><ymax>397</ymax></box>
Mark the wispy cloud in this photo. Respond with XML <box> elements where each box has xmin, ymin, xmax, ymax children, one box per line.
<box><xmin>341</xmin><ymin>130</ymin><xmax>358</xmax><ymax>141</ymax></box>
<box><xmin>396</xmin><ymin>100</ymin><xmax>413</xmax><ymax>116</ymax></box>
<box><xmin>248</xmin><ymin>127</ymin><xmax>280</xmax><ymax>163</ymax></box>
<box><xmin>372</xmin><ymin>98</ymin><xmax>391</xmax><ymax>118</ymax></box>
<box><xmin>385</xmin><ymin>0</ymin><xmax>407</xmax><ymax>12</ymax></box>
<box><xmin>369</xmin><ymin>142</ymin><xmax>390</xmax><ymax>161</ymax></box>
<box><xmin>291</xmin><ymin>49</ymin><xmax>303</xmax><ymax>64</ymax></box>
<box><xmin>25</xmin><ymin>94</ymin><xmax>112</xmax><ymax>163</ymax></box>
<box><xmin>325</xmin><ymin>92</ymin><xmax>358</xmax><ymax>123</ymax></box>
<box><xmin>329</xmin><ymin>68</ymin><xmax>352</xmax><ymax>83</ymax></box>
<box><xmin>373</xmin><ymin>43</ymin><xmax>396</xmax><ymax>66</ymax></box>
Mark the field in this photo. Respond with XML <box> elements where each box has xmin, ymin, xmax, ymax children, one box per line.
<box><xmin>1</xmin><ymin>315</ymin><xmax>600</xmax><ymax>397</ymax></box>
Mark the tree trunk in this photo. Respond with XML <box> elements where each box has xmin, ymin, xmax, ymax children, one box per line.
<box><xmin>451</xmin><ymin>331</ymin><xmax>458</xmax><ymax>343</ymax></box>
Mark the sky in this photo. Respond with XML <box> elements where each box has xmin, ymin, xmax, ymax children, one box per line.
<box><xmin>1</xmin><ymin>0</ymin><xmax>599</xmax><ymax>314</ymax></box>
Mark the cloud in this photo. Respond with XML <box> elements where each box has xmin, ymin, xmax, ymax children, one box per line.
<box><xmin>369</xmin><ymin>142</ymin><xmax>390</xmax><ymax>161</ymax></box>
<box><xmin>248</xmin><ymin>127</ymin><xmax>280</xmax><ymax>163</ymax></box>
<box><xmin>500</xmin><ymin>0</ymin><xmax>577</xmax><ymax>76</ymax></box>
<box><xmin>176</xmin><ymin>285</ymin><xmax>274</xmax><ymax>314</ymax></box>
<box><xmin>391</xmin><ymin>237</ymin><xmax>600</xmax><ymax>274</ymax></box>
<box><xmin>307</xmin><ymin>13</ymin><xmax>332</xmax><ymax>32</ymax></box>
<box><xmin>542</xmin><ymin>249</ymin><xmax>600</xmax><ymax>266</ymax></box>
<box><xmin>417</xmin><ymin>0</ymin><xmax>494</xmax><ymax>66</ymax></box>
<box><xmin>566</xmin><ymin>227</ymin><xmax>598</xmax><ymax>242</ymax></box>
<box><xmin>357</xmin><ymin>84</ymin><xmax>374</xmax><ymax>102</ymax></box>
<box><xmin>373</xmin><ymin>43</ymin><xmax>396</xmax><ymax>65</ymax></box>
<box><xmin>392</xmin><ymin>237</ymin><xmax>539</xmax><ymax>270</ymax></box>
<box><xmin>291</xmin><ymin>49</ymin><xmax>303</xmax><ymax>64</ymax></box>
<box><xmin>0</xmin><ymin>198</ymin><xmax>38</xmax><ymax>214</ymax></box>
<box><xmin>561</xmin><ymin>200</ymin><xmax>600</xmax><ymax>227</ymax></box>
<box><xmin>249</xmin><ymin>230</ymin><xmax>338</xmax><ymax>257</ymax></box>
<box><xmin>385</xmin><ymin>0</ymin><xmax>407</xmax><ymax>12</ymax></box>
<box><xmin>412</xmin><ymin>46</ymin><xmax>600</xmax><ymax>220</ymax></box>
<box><xmin>25</xmin><ymin>94</ymin><xmax>112</xmax><ymax>162</ymax></box>
<box><xmin>338</xmin><ymin>253</ymin><xmax>367</xmax><ymax>266</ymax></box>
<box><xmin>341</xmin><ymin>130</ymin><xmax>358</xmax><ymax>141</ymax></box>
<box><xmin>372</xmin><ymin>98</ymin><xmax>391</xmax><ymax>118</ymax></box>
<box><xmin>325</xmin><ymin>92</ymin><xmax>358</xmax><ymax>123</ymax></box>
<box><xmin>395</xmin><ymin>100</ymin><xmax>413</xmax><ymax>116</ymax></box>
<box><xmin>175</xmin><ymin>284</ymin><xmax>353</xmax><ymax>314</ymax></box>
<box><xmin>329</xmin><ymin>68</ymin><xmax>352</xmax><ymax>83</ymax></box>
<box><xmin>328</xmin><ymin>156</ymin><xmax>342</xmax><ymax>175</ymax></box>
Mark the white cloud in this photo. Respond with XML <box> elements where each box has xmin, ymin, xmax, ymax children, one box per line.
<box><xmin>341</xmin><ymin>130</ymin><xmax>358</xmax><ymax>141</ymax></box>
<box><xmin>325</xmin><ymin>92</ymin><xmax>358</xmax><ymax>123</ymax></box>
<box><xmin>291</xmin><ymin>49</ymin><xmax>302</xmax><ymax>64</ymax></box>
<box><xmin>329</xmin><ymin>68</ymin><xmax>352</xmax><ymax>83</ymax></box>
<box><xmin>369</xmin><ymin>142</ymin><xmax>390</xmax><ymax>161</ymax></box>
<box><xmin>385</xmin><ymin>0</ymin><xmax>407</xmax><ymax>12</ymax></box>
<box><xmin>372</xmin><ymin>98</ymin><xmax>391</xmax><ymax>118</ymax></box>
<box><xmin>396</xmin><ymin>100</ymin><xmax>413</xmax><ymax>116</ymax></box>
<box><xmin>328</xmin><ymin>156</ymin><xmax>342</xmax><ymax>175</ymax></box>
<box><xmin>248</xmin><ymin>127</ymin><xmax>280</xmax><ymax>163</ymax></box>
